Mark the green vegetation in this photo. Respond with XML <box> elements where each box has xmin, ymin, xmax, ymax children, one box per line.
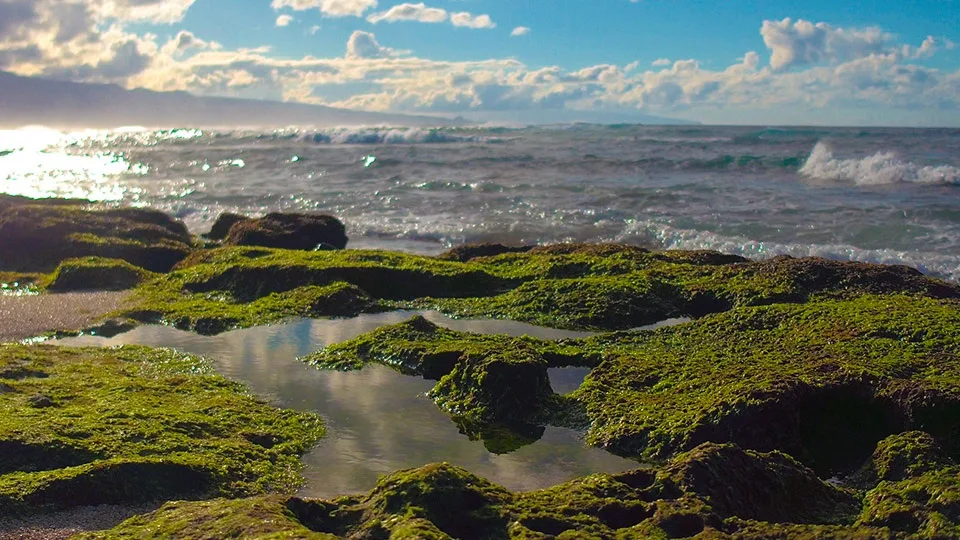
<box><xmin>44</xmin><ymin>257</ymin><xmax>157</xmax><ymax>291</ymax></box>
<box><xmin>117</xmin><ymin>242</ymin><xmax>958</xmax><ymax>335</ymax></box>
<box><xmin>0</xmin><ymin>344</ymin><xmax>323</xmax><ymax>516</ymax></box>
<box><xmin>94</xmin><ymin>441</ymin><xmax>940</xmax><ymax>539</ymax></box>
<box><xmin>306</xmin><ymin>294</ymin><xmax>960</xmax><ymax>477</ymax></box>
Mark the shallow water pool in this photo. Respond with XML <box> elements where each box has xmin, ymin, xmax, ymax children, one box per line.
<box><xmin>56</xmin><ymin>311</ymin><xmax>642</xmax><ymax>497</ymax></box>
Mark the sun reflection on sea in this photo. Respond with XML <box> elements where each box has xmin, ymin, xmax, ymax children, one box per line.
<box><xmin>0</xmin><ymin>127</ymin><xmax>150</xmax><ymax>201</ymax></box>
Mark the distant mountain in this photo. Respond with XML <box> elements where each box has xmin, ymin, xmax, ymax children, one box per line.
<box><xmin>0</xmin><ymin>71</ymin><xmax>454</xmax><ymax>129</ymax></box>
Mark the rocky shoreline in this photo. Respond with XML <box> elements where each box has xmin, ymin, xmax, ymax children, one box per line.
<box><xmin>1</xmin><ymin>194</ymin><xmax>959</xmax><ymax>538</ymax></box>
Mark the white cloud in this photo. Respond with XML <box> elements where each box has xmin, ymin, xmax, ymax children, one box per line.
<box><xmin>271</xmin><ymin>0</ymin><xmax>377</xmax><ymax>18</ymax></box>
<box><xmin>511</xmin><ymin>26</ymin><xmax>530</xmax><ymax>37</ymax></box>
<box><xmin>761</xmin><ymin>18</ymin><xmax>891</xmax><ymax>71</ymax></box>
<box><xmin>1</xmin><ymin>7</ymin><xmax>959</xmax><ymax>124</ymax></box>
<box><xmin>275</xmin><ymin>15</ymin><xmax>294</xmax><ymax>27</ymax></box>
<box><xmin>652</xmin><ymin>58</ymin><xmax>670</xmax><ymax>67</ymax></box>
<box><xmin>367</xmin><ymin>3</ymin><xmax>447</xmax><ymax>24</ymax></box>
<box><xmin>345</xmin><ymin>30</ymin><xmax>400</xmax><ymax>59</ymax></box>
<box><xmin>310</xmin><ymin>25</ymin><xmax>321</xmax><ymax>35</ymax></box>
<box><xmin>450</xmin><ymin>12</ymin><xmax>496</xmax><ymax>29</ymax></box>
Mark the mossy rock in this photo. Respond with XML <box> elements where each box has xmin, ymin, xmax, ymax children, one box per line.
<box><xmin>437</xmin><ymin>243</ymin><xmax>533</xmax><ymax>262</ymax></box>
<box><xmin>122</xmin><ymin>240</ymin><xmax>958</xmax><ymax>335</ymax></box>
<box><xmin>0</xmin><ymin>197</ymin><xmax>193</xmax><ymax>272</ymax></box>
<box><xmin>224</xmin><ymin>213</ymin><xmax>348</xmax><ymax>250</ymax></box>
<box><xmin>92</xmin><ymin>443</ymin><xmax>887</xmax><ymax>539</ymax></box>
<box><xmin>203</xmin><ymin>212</ymin><xmax>252</xmax><ymax>241</ymax></box>
<box><xmin>45</xmin><ymin>257</ymin><xmax>155</xmax><ymax>291</ymax></box>
<box><xmin>309</xmin><ymin>295</ymin><xmax>960</xmax><ymax>477</ymax></box>
<box><xmin>0</xmin><ymin>344</ymin><xmax>323</xmax><ymax>516</ymax></box>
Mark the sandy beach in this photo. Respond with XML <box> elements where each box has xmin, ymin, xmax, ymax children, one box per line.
<box><xmin>0</xmin><ymin>291</ymin><xmax>130</xmax><ymax>342</ymax></box>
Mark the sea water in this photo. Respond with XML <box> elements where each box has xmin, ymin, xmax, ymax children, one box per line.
<box><xmin>2</xmin><ymin>124</ymin><xmax>959</xmax><ymax>280</ymax></box>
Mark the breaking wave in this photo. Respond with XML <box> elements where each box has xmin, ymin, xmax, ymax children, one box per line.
<box><xmin>800</xmin><ymin>142</ymin><xmax>960</xmax><ymax>185</ymax></box>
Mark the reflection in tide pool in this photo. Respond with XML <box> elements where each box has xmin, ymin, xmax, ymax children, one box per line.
<box><xmin>56</xmin><ymin>311</ymin><xmax>640</xmax><ymax>498</ymax></box>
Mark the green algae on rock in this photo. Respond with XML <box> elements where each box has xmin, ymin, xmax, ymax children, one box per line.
<box><xmin>45</xmin><ymin>257</ymin><xmax>157</xmax><ymax>292</ymax></box>
<box><xmin>0</xmin><ymin>344</ymin><xmax>323</xmax><ymax>517</ymax></box>
<box><xmin>0</xmin><ymin>195</ymin><xmax>194</xmax><ymax>273</ymax></box>
<box><xmin>306</xmin><ymin>294</ymin><xmax>960</xmax><ymax>478</ymax></box>
<box><xmin>121</xmin><ymin>240</ymin><xmax>959</xmax><ymax>335</ymax></box>
<box><xmin>88</xmin><ymin>443</ymin><xmax>898</xmax><ymax>539</ymax></box>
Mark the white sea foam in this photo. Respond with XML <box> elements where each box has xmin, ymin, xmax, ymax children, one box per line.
<box><xmin>616</xmin><ymin>219</ymin><xmax>960</xmax><ymax>283</ymax></box>
<box><xmin>800</xmin><ymin>142</ymin><xmax>960</xmax><ymax>185</ymax></box>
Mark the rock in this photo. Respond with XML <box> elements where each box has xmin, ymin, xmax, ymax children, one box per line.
<box><xmin>46</xmin><ymin>257</ymin><xmax>155</xmax><ymax>291</ymax></box>
<box><xmin>224</xmin><ymin>213</ymin><xmax>347</xmax><ymax>251</ymax></box>
<box><xmin>429</xmin><ymin>343</ymin><xmax>553</xmax><ymax>425</ymax></box>
<box><xmin>865</xmin><ymin>431</ymin><xmax>952</xmax><ymax>483</ymax></box>
<box><xmin>203</xmin><ymin>212</ymin><xmax>251</xmax><ymax>241</ymax></box>
<box><xmin>28</xmin><ymin>394</ymin><xmax>54</xmax><ymax>408</ymax></box>
<box><xmin>437</xmin><ymin>243</ymin><xmax>533</xmax><ymax>262</ymax></box>
<box><xmin>0</xmin><ymin>382</ymin><xmax>14</xmax><ymax>393</ymax></box>
<box><xmin>0</xmin><ymin>198</ymin><xmax>193</xmax><ymax>272</ymax></box>
<box><xmin>655</xmin><ymin>443</ymin><xmax>860</xmax><ymax>524</ymax></box>
<box><xmin>85</xmin><ymin>318</ymin><xmax>139</xmax><ymax>338</ymax></box>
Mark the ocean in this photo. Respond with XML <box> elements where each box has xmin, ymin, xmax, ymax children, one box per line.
<box><xmin>2</xmin><ymin>124</ymin><xmax>959</xmax><ymax>282</ymax></box>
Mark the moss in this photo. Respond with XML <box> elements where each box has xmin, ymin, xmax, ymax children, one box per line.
<box><xmin>0</xmin><ymin>198</ymin><xmax>194</xmax><ymax>272</ymax></box>
<box><xmin>77</xmin><ymin>496</ymin><xmax>337</xmax><ymax>539</ymax></box>
<box><xmin>121</xmin><ymin>241</ymin><xmax>957</xmax><ymax>335</ymax></box>
<box><xmin>307</xmin><ymin>295</ymin><xmax>960</xmax><ymax>477</ymax></box>
<box><xmin>44</xmin><ymin>257</ymin><xmax>156</xmax><ymax>291</ymax></box>
<box><xmin>577</xmin><ymin>294</ymin><xmax>960</xmax><ymax>468</ymax></box>
<box><xmin>858</xmin><ymin>467</ymin><xmax>960</xmax><ymax>537</ymax></box>
<box><xmin>856</xmin><ymin>432</ymin><xmax>954</xmax><ymax>485</ymax></box>
<box><xmin>95</xmin><ymin>444</ymin><xmax>882</xmax><ymax>539</ymax></box>
<box><xmin>0</xmin><ymin>272</ymin><xmax>41</xmax><ymax>291</ymax></box>
<box><xmin>0</xmin><ymin>344</ymin><xmax>323</xmax><ymax>516</ymax></box>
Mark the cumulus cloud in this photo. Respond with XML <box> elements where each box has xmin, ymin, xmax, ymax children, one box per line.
<box><xmin>365</xmin><ymin>3</ymin><xmax>496</xmax><ymax>29</ymax></box>
<box><xmin>651</xmin><ymin>58</ymin><xmax>670</xmax><ymax>67</ymax></box>
<box><xmin>276</xmin><ymin>14</ymin><xmax>294</xmax><ymax>27</ymax></box>
<box><xmin>511</xmin><ymin>26</ymin><xmax>530</xmax><ymax>37</ymax></box>
<box><xmin>345</xmin><ymin>30</ymin><xmax>400</xmax><ymax>59</ymax></box>
<box><xmin>367</xmin><ymin>3</ymin><xmax>447</xmax><ymax>24</ymax></box>
<box><xmin>1</xmin><ymin>6</ymin><xmax>958</xmax><ymax>123</ymax></box>
<box><xmin>761</xmin><ymin>18</ymin><xmax>892</xmax><ymax>71</ymax></box>
<box><xmin>450</xmin><ymin>12</ymin><xmax>496</xmax><ymax>29</ymax></box>
<box><xmin>271</xmin><ymin>0</ymin><xmax>377</xmax><ymax>17</ymax></box>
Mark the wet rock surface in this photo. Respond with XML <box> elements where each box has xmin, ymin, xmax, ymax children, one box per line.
<box><xmin>0</xmin><ymin>344</ymin><xmax>323</xmax><ymax>517</ymax></box>
<box><xmin>224</xmin><ymin>212</ymin><xmax>348</xmax><ymax>251</ymax></box>
<box><xmin>0</xmin><ymin>195</ymin><xmax>193</xmax><ymax>273</ymax></box>
<box><xmin>88</xmin><ymin>438</ymin><xmax>953</xmax><ymax>539</ymax></box>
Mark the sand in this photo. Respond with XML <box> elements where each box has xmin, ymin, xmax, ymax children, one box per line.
<box><xmin>0</xmin><ymin>504</ymin><xmax>160</xmax><ymax>539</ymax></box>
<box><xmin>0</xmin><ymin>291</ymin><xmax>130</xmax><ymax>342</ymax></box>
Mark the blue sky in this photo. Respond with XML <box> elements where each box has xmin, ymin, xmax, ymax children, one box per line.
<box><xmin>2</xmin><ymin>0</ymin><xmax>959</xmax><ymax>125</ymax></box>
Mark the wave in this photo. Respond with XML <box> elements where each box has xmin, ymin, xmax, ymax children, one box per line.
<box><xmin>800</xmin><ymin>142</ymin><xmax>960</xmax><ymax>185</ymax></box>
<box><xmin>614</xmin><ymin>219</ymin><xmax>960</xmax><ymax>283</ymax></box>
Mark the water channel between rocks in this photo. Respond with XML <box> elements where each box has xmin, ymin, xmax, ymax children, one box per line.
<box><xmin>55</xmin><ymin>311</ymin><xmax>686</xmax><ymax>498</ymax></box>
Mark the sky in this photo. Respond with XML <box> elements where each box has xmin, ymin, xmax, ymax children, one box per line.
<box><xmin>1</xmin><ymin>0</ymin><xmax>959</xmax><ymax>126</ymax></box>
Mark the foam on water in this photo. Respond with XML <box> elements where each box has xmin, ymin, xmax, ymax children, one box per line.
<box><xmin>800</xmin><ymin>142</ymin><xmax>960</xmax><ymax>186</ymax></box>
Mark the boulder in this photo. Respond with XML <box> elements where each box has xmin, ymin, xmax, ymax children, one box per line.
<box><xmin>437</xmin><ymin>243</ymin><xmax>533</xmax><ymax>262</ymax></box>
<box><xmin>0</xmin><ymin>198</ymin><xmax>193</xmax><ymax>272</ymax></box>
<box><xmin>203</xmin><ymin>212</ymin><xmax>251</xmax><ymax>241</ymax></box>
<box><xmin>224</xmin><ymin>213</ymin><xmax>347</xmax><ymax>250</ymax></box>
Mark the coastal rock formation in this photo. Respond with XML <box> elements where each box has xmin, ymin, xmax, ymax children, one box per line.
<box><xmin>0</xmin><ymin>344</ymin><xmax>323</xmax><ymax>516</ymax></box>
<box><xmin>307</xmin><ymin>294</ymin><xmax>960</xmax><ymax>478</ymax></box>
<box><xmin>437</xmin><ymin>242</ymin><xmax>533</xmax><ymax>262</ymax></box>
<box><xmin>46</xmin><ymin>257</ymin><xmax>156</xmax><ymax>291</ymax></box>
<box><xmin>202</xmin><ymin>212</ymin><xmax>251</xmax><ymax>241</ymax></box>
<box><xmin>0</xmin><ymin>195</ymin><xmax>193</xmax><ymax>273</ymax></box>
<box><xmin>223</xmin><ymin>212</ymin><xmax>348</xmax><ymax>251</ymax></box>
<box><xmin>88</xmin><ymin>443</ymin><xmax>900</xmax><ymax>538</ymax></box>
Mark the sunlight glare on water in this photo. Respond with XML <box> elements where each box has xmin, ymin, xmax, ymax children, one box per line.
<box><xmin>0</xmin><ymin>127</ymin><xmax>148</xmax><ymax>201</ymax></box>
